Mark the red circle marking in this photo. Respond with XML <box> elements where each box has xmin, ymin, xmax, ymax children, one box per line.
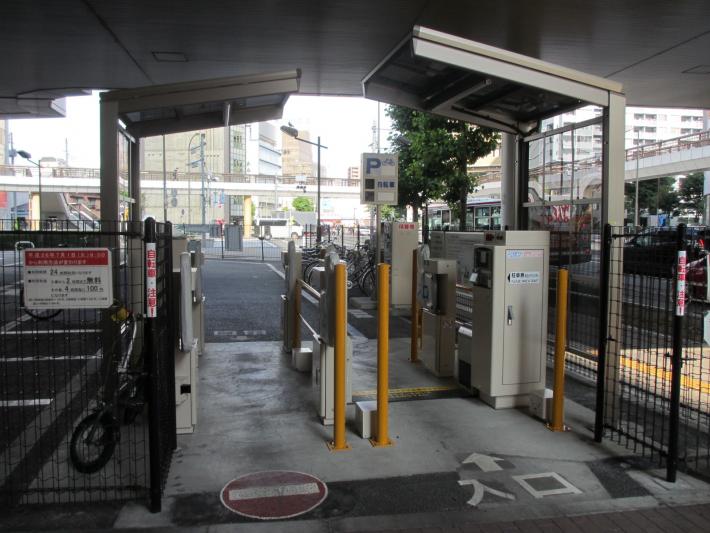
<box><xmin>220</xmin><ymin>470</ymin><xmax>328</xmax><ymax>520</ymax></box>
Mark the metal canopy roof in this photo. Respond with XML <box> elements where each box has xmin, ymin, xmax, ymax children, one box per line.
<box><xmin>363</xmin><ymin>27</ymin><xmax>624</xmax><ymax>135</ymax></box>
<box><xmin>101</xmin><ymin>70</ymin><xmax>300</xmax><ymax>138</ymax></box>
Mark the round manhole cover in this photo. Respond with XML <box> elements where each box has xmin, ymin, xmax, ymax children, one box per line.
<box><xmin>220</xmin><ymin>470</ymin><xmax>328</xmax><ymax>520</ymax></box>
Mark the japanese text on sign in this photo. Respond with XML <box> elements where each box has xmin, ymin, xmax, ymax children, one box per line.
<box><xmin>146</xmin><ymin>243</ymin><xmax>157</xmax><ymax>318</ymax></box>
<box><xmin>360</xmin><ymin>152</ymin><xmax>399</xmax><ymax>205</ymax></box>
<box><xmin>676</xmin><ymin>251</ymin><xmax>687</xmax><ymax>316</ymax></box>
<box><xmin>508</xmin><ymin>272</ymin><xmax>540</xmax><ymax>285</ymax></box>
<box><xmin>23</xmin><ymin>248</ymin><xmax>113</xmax><ymax>309</ymax></box>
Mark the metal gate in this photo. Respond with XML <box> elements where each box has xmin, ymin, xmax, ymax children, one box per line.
<box><xmin>0</xmin><ymin>218</ymin><xmax>175</xmax><ymax>510</ymax></box>
<box><xmin>596</xmin><ymin>223</ymin><xmax>710</xmax><ymax>481</ymax></box>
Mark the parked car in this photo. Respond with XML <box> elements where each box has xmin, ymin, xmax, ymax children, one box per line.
<box><xmin>687</xmin><ymin>254</ymin><xmax>709</xmax><ymax>303</ymax></box>
<box><xmin>623</xmin><ymin>227</ymin><xmax>709</xmax><ymax>277</ymax></box>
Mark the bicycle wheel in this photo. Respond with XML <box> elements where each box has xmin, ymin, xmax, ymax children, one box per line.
<box><xmin>360</xmin><ymin>269</ymin><xmax>375</xmax><ymax>297</ymax></box>
<box><xmin>20</xmin><ymin>287</ymin><xmax>61</xmax><ymax>320</ymax></box>
<box><xmin>69</xmin><ymin>411</ymin><xmax>117</xmax><ymax>474</ymax></box>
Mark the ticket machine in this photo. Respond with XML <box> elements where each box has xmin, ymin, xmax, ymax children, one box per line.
<box><xmin>312</xmin><ymin>252</ymin><xmax>352</xmax><ymax>425</ymax></box>
<box><xmin>460</xmin><ymin>231</ymin><xmax>549</xmax><ymax>408</ymax></box>
<box><xmin>420</xmin><ymin>258</ymin><xmax>457</xmax><ymax>377</ymax></box>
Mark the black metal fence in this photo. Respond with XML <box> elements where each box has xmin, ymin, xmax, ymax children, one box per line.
<box><xmin>596</xmin><ymin>224</ymin><xmax>710</xmax><ymax>481</ymax></box>
<box><xmin>0</xmin><ymin>219</ymin><xmax>175</xmax><ymax>510</ymax></box>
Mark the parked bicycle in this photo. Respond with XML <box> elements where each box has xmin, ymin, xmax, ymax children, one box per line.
<box><xmin>69</xmin><ymin>304</ymin><xmax>144</xmax><ymax>474</ymax></box>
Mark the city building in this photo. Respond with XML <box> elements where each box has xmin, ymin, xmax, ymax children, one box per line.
<box><xmin>347</xmin><ymin>166</ymin><xmax>360</xmax><ymax>180</ymax></box>
<box><xmin>141</xmin><ymin>125</ymin><xmax>247</xmax><ymax>175</ymax></box>
<box><xmin>281</xmin><ymin>128</ymin><xmax>315</xmax><ymax>177</ymax></box>
<box><xmin>245</xmin><ymin>121</ymin><xmax>281</xmax><ymax>176</ymax></box>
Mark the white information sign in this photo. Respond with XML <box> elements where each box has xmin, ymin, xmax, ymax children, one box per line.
<box><xmin>360</xmin><ymin>152</ymin><xmax>398</xmax><ymax>205</ymax></box>
<box><xmin>22</xmin><ymin>248</ymin><xmax>113</xmax><ymax>309</ymax></box>
<box><xmin>508</xmin><ymin>271</ymin><xmax>540</xmax><ymax>284</ymax></box>
<box><xmin>146</xmin><ymin>243</ymin><xmax>158</xmax><ymax>318</ymax></box>
<box><xmin>506</xmin><ymin>249</ymin><xmax>543</xmax><ymax>259</ymax></box>
<box><xmin>676</xmin><ymin>250</ymin><xmax>687</xmax><ymax>316</ymax></box>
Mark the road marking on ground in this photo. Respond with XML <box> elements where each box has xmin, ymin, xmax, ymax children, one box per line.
<box><xmin>354</xmin><ymin>385</ymin><xmax>459</xmax><ymax>399</ymax></box>
<box><xmin>462</xmin><ymin>453</ymin><xmax>506</xmax><ymax>472</ymax></box>
<box><xmin>3</xmin><ymin>355</ymin><xmax>100</xmax><ymax>362</ymax></box>
<box><xmin>349</xmin><ymin>309</ymin><xmax>371</xmax><ymax>319</ymax></box>
<box><xmin>512</xmin><ymin>472</ymin><xmax>582</xmax><ymax>499</ymax></box>
<box><xmin>228</xmin><ymin>482</ymin><xmax>320</xmax><ymax>501</ymax></box>
<box><xmin>214</xmin><ymin>330</ymin><xmax>239</xmax><ymax>336</ymax></box>
<box><xmin>0</xmin><ymin>399</ymin><xmax>52</xmax><ymax>407</ymax></box>
<box><xmin>0</xmin><ymin>347</ymin><xmax>101</xmax><ymax>487</ymax></box>
<box><xmin>243</xmin><ymin>330</ymin><xmax>267</xmax><ymax>336</ymax></box>
<box><xmin>458</xmin><ymin>479</ymin><xmax>515</xmax><ymax>507</ymax></box>
<box><xmin>1</xmin><ymin>313</ymin><xmax>33</xmax><ymax>334</ymax></box>
<box><xmin>220</xmin><ymin>470</ymin><xmax>328</xmax><ymax>520</ymax></box>
<box><xmin>1</xmin><ymin>329</ymin><xmax>100</xmax><ymax>335</ymax></box>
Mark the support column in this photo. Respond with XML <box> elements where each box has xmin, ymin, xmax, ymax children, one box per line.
<box><xmin>601</xmin><ymin>91</ymin><xmax>626</xmax><ymax>433</ymax></box>
<box><xmin>703</xmin><ymin>111</ymin><xmax>710</xmax><ymax>224</ymax></box>
<box><xmin>130</xmin><ymin>137</ymin><xmax>142</xmax><ymax>224</ymax></box>
<box><xmin>501</xmin><ymin>132</ymin><xmax>519</xmax><ymax>230</ymax></box>
<box><xmin>603</xmin><ymin>93</ymin><xmax>626</xmax><ymax>226</ymax></box>
<box><xmin>100</xmin><ymin>99</ymin><xmax>119</xmax><ymax>223</ymax></box>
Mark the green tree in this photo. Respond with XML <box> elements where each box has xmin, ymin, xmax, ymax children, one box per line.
<box><xmin>386</xmin><ymin>105</ymin><xmax>499</xmax><ymax>230</ymax></box>
<box><xmin>625</xmin><ymin>177</ymin><xmax>679</xmax><ymax>222</ymax></box>
<box><xmin>292</xmin><ymin>196</ymin><xmax>314</xmax><ymax>212</ymax></box>
<box><xmin>678</xmin><ymin>172</ymin><xmax>704</xmax><ymax>216</ymax></box>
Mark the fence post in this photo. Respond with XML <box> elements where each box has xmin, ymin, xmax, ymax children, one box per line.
<box><xmin>410</xmin><ymin>249</ymin><xmax>419</xmax><ymax>363</ymax></box>
<box><xmin>341</xmin><ymin>226</ymin><xmax>345</xmax><ymax>250</ymax></box>
<box><xmin>372</xmin><ymin>263</ymin><xmax>392</xmax><ymax>447</ymax></box>
<box><xmin>594</xmin><ymin>224</ymin><xmax>612</xmax><ymax>442</ymax></box>
<box><xmin>144</xmin><ymin>217</ymin><xmax>162</xmax><ymax>513</ymax></box>
<box><xmin>357</xmin><ymin>224</ymin><xmax>360</xmax><ymax>249</ymax></box>
<box><xmin>668</xmin><ymin>223</ymin><xmax>687</xmax><ymax>482</ymax></box>
<box><xmin>260</xmin><ymin>236</ymin><xmax>265</xmax><ymax>262</ymax></box>
<box><xmin>549</xmin><ymin>268</ymin><xmax>569</xmax><ymax>431</ymax></box>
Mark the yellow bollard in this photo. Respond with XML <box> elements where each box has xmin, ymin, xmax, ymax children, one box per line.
<box><xmin>410</xmin><ymin>249</ymin><xmax>419</xmax><ymax>363</ymax></box>
<box><xmin>329</xmin><ymin>262</ymin><xmax>350</xmax><ymax>451</ymax></box>
<box><xmin>372</xmin><ymin>263</ymin><xmax>393</xmax><ymax>447</ymax></box>
<box><xmin>549</xmin><ymin>268</ymin><xmax>569</xmax><ymax>432</ymax></box>
<box><xmin>293</xmin><ymin>279</ymin><xmax>301</xmax><ymax>350</ymax></box>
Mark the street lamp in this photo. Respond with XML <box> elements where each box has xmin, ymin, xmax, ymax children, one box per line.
<box><xmin>17</xmin><ymin>150</ymin><xmax>42</xmax><ymax>219</ymax></box>
<box><xmin>188</xmin><ymin>132</ymin><xmax>207</xmax><ymax>225</ymax></box>
<box><xmin>280</xmin><ymin>124</ymin><xmax>327</xmax><ymax>243</ymax></box>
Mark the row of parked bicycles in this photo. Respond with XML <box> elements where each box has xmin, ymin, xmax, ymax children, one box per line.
<box><xmin>301</xmin><ymin>240</ymin><xmax>377</xmax><ymax>297</ymax></box>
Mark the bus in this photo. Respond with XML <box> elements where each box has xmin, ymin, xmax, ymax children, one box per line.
<box><xmin>427</xmin><ymin>197</ymin><xmax>594</xmax><ymax>265</ymax></box>
<box><xmin>427</xmin><ymin>197</ymin><xmax>501</xmax><ymax>232</ymax></box>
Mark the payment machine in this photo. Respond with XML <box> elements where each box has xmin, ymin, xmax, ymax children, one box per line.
<box><xmin>312</xmin><ymin>252</ymin><xmax>352</xmax><ymax>425</ymax></box>
<box><xmin>459</xmin><ymin>231</ymin><xmax>549</xmax><ymax>408</ymax></box>
<box><xmin>382</xmin><ymin>221</ymin><xmax>419</xmax><ymax>307</ymax></box>
<box><xmin>420</xmin><ymin>258</ymin><xmax>457</xmax><ymax>377</ymax></box>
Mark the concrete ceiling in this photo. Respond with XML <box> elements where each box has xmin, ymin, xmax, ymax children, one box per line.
<box><xmin>1</xmin><ymin>0</ymin><xmax>709</xmax><ymax>117</ymax></box>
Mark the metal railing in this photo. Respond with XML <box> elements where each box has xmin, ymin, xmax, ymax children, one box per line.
<box><xmin>625</xmin><ymin>130</ymin><xmax>710</xmax><ymax>161</ymax></box>
<box><xmin>597</xmin><ymin>224</ymin><xmax>710</xmax><ymax>481</ymax></box>
<box><xmin>0</xmin><ymin>219</ymin><xmax>175</xmax><ymax>510</ymax></box>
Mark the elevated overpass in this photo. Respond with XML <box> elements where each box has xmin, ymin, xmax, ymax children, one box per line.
<box><xmin>473</xmin><ymin>129</ymin><xmax>710</xmax><ymax>186</ymax></box>
<box><xmin>2</xmin><ymin>129</ymin><xmax>707</xmax><ymax>200</ymax></box>
<box><xmin>0</xmin><ymin>167</ymin><xmax>361</xmax><ymax>199</ymax></box>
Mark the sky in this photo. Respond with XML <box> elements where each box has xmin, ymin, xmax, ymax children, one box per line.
<box><xmin>7</xmin><ymin>92</ymin><xmax>393</xmax><ymax>178</ymax></box>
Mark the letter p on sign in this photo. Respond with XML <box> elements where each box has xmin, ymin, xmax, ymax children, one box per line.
<box><xmin>366</xmin><ymin>158</ymin><xmax>381</xmax><ymax>174</ymax></box>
